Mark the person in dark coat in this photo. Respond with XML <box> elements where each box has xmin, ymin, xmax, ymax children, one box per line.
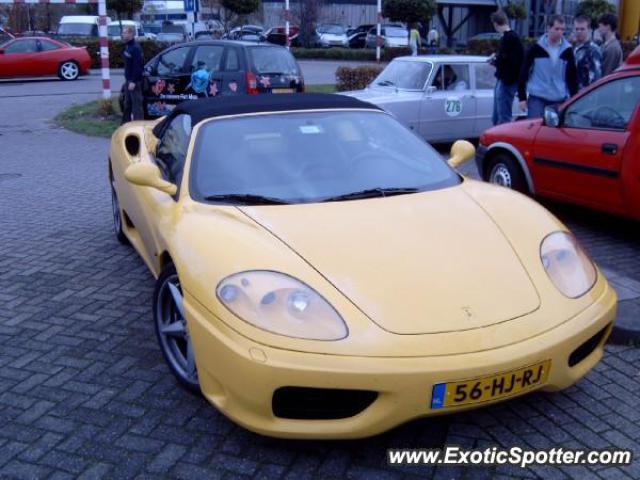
<box><xmin>573</xmin><ymin>15</ymin><xmax>602</xmax><ymax>90</ymax></box>
<box><xmin>490</xmin><ymin>10</ymin><xmax>524</xmax><ymax>125</ymax></box>
<box><xmin>121</xmin><ymin>26</ymin><xmax>144</xmax><ymax>123</ymax></box>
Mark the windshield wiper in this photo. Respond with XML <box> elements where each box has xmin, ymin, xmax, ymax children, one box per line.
<box><xmin>377</xmin><ymin>80</ymin><xmax>395</xmax><ymax>86</ymax></box>
<box><xmin>203</xmin><ymin>193</ymin><xmax>290</xmax><ymax>205</ymax></box>
<box><xmin>321</xmin><ymin>187</ymin><xmax>420</xmax><ymax>202</ymax></box>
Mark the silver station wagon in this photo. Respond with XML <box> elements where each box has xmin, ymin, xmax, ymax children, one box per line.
<box><xmin>344</xmin><ymin>55</ymin><xmax>519</xmax><ymax>143</ymax></box>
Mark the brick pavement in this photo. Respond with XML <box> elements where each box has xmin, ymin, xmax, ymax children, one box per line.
<box><xmin>0</xmin><ymin>95</ymin><xmax>639</xmax><ymax>479</ymax></box>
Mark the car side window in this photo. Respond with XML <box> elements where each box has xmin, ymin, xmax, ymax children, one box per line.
<box><xmin>474</xmin><ymin>63</ymin><xmax>496</xmax><ymax>90</ymax></box>
<box><xmin>39</xmin><ymin>40</ymin><xmax>61</xmax><ymax>51</ymax></box>
<box><xmin>5</xmin><ymin>39</ymin><xmax>38</xmax><ymax>54</ymax></box>
<box><xmin>156</xmin><ymin>114</ymin><xmax>192</xmax><ymax>187</ymax></box>
<box><xmin>192</xmin><ymin>45</ymin><xmax>224</xmax><ymax>72</ymax></box>
<box><xmin>432</xmin><ymin>64</ymin><xmax>470</xmax><ymax>91</ymax></box>
<box><xmin>225</xmin><ymin>48</ymin><xmax>240</xmax><ymax>71</ymax></box>
<box><xmin>157</xmin><ymin>47</ymin><xmax>191</xmax><ymax>76</ymax></box>
<box><xmin>564</xmin><ymin>76</ymin><xmax>640</xmax><ymax>130</ymax></box>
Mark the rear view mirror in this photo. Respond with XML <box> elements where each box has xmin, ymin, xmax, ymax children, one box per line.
<box><xmin>544</xmin><ymin>106</ymin><xmax>560</xmax><ymax>128</ymax></box>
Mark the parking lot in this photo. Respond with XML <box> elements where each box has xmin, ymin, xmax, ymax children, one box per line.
<box><xmin>1</xmin><ymin>67</ymin><xmax>639</xmax><ymax>479</ymax></box>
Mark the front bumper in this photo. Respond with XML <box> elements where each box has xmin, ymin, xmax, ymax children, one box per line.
<box><xmin>186</xmin><ymin>283</ymin><xmax>616</xmax><ymax>439</ymax></box>
<box><xmin>475</xmin><ymin>144</ymin><xmax>488</xmax><ymax>179</ymax></box>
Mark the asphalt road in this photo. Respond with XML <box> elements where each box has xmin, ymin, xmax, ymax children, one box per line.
<box><xmin>0</xmin><ymin>75</ymin><xmax>639</xmax><ymax>480</ymax></box>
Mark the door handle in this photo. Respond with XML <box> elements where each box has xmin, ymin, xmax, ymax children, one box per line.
<box><xmin>602</xmin><ymin>143</ymin><xmax>618</xmax><ymax>155</ymax></box>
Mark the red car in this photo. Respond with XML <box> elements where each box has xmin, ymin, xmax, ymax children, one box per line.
<box><xmin>0</xmin><ymin>36</ymin><xmax>91</xmax><ymax>81</ymax></box>
<box><xmin>477</xmin><ymin>46</ymin><xmax>640</xmax><ymax>221</ymax></box>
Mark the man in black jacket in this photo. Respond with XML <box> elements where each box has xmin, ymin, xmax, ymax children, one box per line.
<box><xmin>490</xmin><ymin>10</ymin><xmax>524</xmax><ymax>125</ymax></box>
<box><xmin>518</xmin><ymin>15</ymin><xmax>578</xmax><ymax>119</ymax></box>
<box><xmin>121</xmin><ymin>26</ymin><xmax>144</xmax><ymax>123</ymax></box>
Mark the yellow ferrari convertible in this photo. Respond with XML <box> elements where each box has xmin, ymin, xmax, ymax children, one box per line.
<box><xmin>109</xmin><ymin>94</ymin><xmax>617</xmax><ymax>439</ymax></box>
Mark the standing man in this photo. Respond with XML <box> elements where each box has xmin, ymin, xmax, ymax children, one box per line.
<box><xmin>409</xmin><ymin>24</ymin><xmax>421</xmax><ymax>56</ymax></box>
<box><xmin>490</xmin><ymin>10</ymin><xmax>524</xmax><ymax>125</ymax></box>
<box><xmin>427</xmin><ymin>26</ymin><xmax>439</xmax><ymax>55</ymax></box>
<box><xmin>518</xmin><ymin>15</ymin><xmax>578</xmax><ymax>119</ymax></box>
<box><xmin>121</xmin><ymin>25</ymin><xmax>144</xmax><ymax>124</ymax></box>
<box><xmin>598</xmin><ymin>14</ymin><xmax>623</xmax><ymax>76</ymax></box>
<box><xmin>574</xmin><ymin>15</ymin><xmax>602</xmax><ymax>90</ymax></box>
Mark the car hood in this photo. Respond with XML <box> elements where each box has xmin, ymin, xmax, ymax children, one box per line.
<box><xmin>341</xmin><ymin>87</ymin><xmax>421</xmax><ymax>105</ymax></box>
<box><xmin>239</xmin><ymin>185</ymin><xmax>540</xmax><ymax>335</ymax></box>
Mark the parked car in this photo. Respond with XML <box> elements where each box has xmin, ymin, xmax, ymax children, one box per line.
<box><xmin>57</xmin><ymin>15</ymin><xmax>111</xmax><ymax>37</ymax></box>
<box><xmin>0</xmin><ymin>36</ymin><xmax>91</xmax><ymax>80</ymax></box>
<box><xmin>313</xmin><ymin>23</ymin><xmax>348</xmax><ymax>48</ymax></box>
<box><xmin>265</xmin><ymin>26</ymin><xmax>300</xmax><ymax>47</ymax></box>
<box><xmin>476</xmin><ymin>46</ymin><xmax>640</xmax><ymax>220</ymax></box>
<box><xmin>224</xmin><ymin>25</ymin><xmax>265</xmax><ymax>42</ymax></box>
<box><xmin>142</xmin><ymin>40</ymin><xmax>305</xmax><ymax>118</ymax></box>
<box><xmin>156</xmin><ymin>31</ymin><xmax>187</xmax><ymax>44</ymax></box>
<box><xmin>469</xmin><ymin>32</ymin><xmax>503</xmax><ymax>42</ymax></box>
<box><xmin>0</xmin><ymin>27</ymin><xmax>14</xmax><ymax>45</ymax></box>
<box><xmin>108</xmin><ymin>20</ymin><xmax>156</xmax><ymax>41</ymax></box>
<box><xmin>109</xmin><ymin>92</ymin><xmax>615</xmax><ymax>438</ymax></box>
<box><xmin>365</xmin><ymin>25</ymin><xmax>408</xmax><ymax>49</ymax></box>
<box><xmin>343</xmin><ymin>55</ymin><xmax>520</xmax><ymax>143</ymax></box>
<box><xmin>347</xmin><ymin>24</ymin><xmax>373</xmax><ymax>48</ymax></box>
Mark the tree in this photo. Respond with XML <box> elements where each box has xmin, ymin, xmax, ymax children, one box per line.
<box><xmin>108</xmin><ymin>0</ymin><xmax>143</xmax><ymax>21</ymax></box>
<box><xmin>222</xmin><ymin>0</ymin><xmax>260</xmax><ymax>26</ymax></box>
<box><xmin>575</xmin><ymin>0</ymin><xmax>616</xmax><ymax>29</ymax></box>
<box><xmin>296</xmin><ymin>0</ymin><xmax>323</xmax><ymax>48</ymax></box>
<box><xmin>383</xmin><ymin>0</ymin><xmax>436</xmax><ymax>26</ymax></box>
<box><xmin>504</xmin><ymin>1</ymin><xmax>527</xmax><ymax>21</ymax></box>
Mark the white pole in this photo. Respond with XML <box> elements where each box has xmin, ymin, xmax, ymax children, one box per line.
<box><xmin>376</xmin><ymin>0</ymin><xmax>381</xmax><ymax>62</ymax></box>
<box><xmin>285</xmin><ymin>0</ymin><xmax>290</xmax><ymax>50</ymax></box>
<box><xmin>98</xmin><ymin>0</ymin><xmax>111</xmax><ymax>100</ymax></box>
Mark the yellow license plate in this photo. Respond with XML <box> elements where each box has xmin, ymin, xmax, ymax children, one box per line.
<box><xmin>431</xmin><ymin>360</ymin><xmax>551</xmax><ymax>409</ymax></box>
<box><xmin>272</xmin><ymin>88</ymin><xmax>295</xmax><ymax>94</ymax></box>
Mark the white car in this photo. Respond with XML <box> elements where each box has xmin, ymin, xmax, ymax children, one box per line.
<box><xmin>315</xmin><ymin>24</ymin><xmax>348</xmax><ymax>47</ymax></box>
<box><xmin>365</xmin><ymin>25</ymin><xmax>408</xmax><ymax>49</ymax></box>
<box><xmin>343</xmin><ymin>55</ymin><xmax>520</xmax><ymax>143</ymax></box>
<box><xmin>107</xmin><ymin>20</ymin><xmax>156</xmax><ymax>41</ymax></box>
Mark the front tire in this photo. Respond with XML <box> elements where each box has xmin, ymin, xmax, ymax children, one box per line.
<box><xmin>110</xmin><ymin>178</ymin><xmax>130</xmax><ymax>245</ymax></box>
<box><xmin>487</xmin><ymin>153</ymin><xmax>528</xmax><ymax>194</ymax></box>
<box><xmin>154</xmin><ymin>265</ymin><xmax>201</xmax><ymax>394</ymax></box>
<box><xmin>58</xmin><ymin>61</ymin><xmax>79</xmax><ymax>81</ymax></box>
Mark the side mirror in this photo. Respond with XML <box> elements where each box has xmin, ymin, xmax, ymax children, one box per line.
<box><xmin>124</xmin><ymin>163</ymin><xmax>177</xmax><ymax>195</ymax></box>
<box><xmin>447</xmin><ymin>140</ymin><xmax>476</xmax><ymax>168</ymax></box>
<box><xmin>425</xmin><ymin>85</ymin><xmax>436</xmax><ymax>96</ymax></box>
<box><xmin>544</xmin><ymin>106</ymin><xmax>560</xmax><ymax>128</ymax></box>
<box><xmin>144</xmin><ymin>126</ymin><xmax>159</xmax><ymax>155</ymax></box>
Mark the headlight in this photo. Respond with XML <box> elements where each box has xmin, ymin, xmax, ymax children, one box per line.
<box><xmin>216</xmin><ymin>271</ymin><xmax>348</xmax><ymax>340</ymax></box>
<box><xmin>540</xmin><ymin>231</ymin><xmax>596</xmax><ymax>298</ymax></box>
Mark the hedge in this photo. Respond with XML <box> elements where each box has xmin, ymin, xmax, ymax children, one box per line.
<box><xmin>62</xmin><ymin>36</ymin><xmax>638</xmax><ymax>70</ymax></box>
<box><xmin>336</xmin><ymin>65</ymin><xmax>384</xmax><ymax>91</ymax></box>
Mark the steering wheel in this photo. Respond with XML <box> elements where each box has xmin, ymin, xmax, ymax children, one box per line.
<box><xmin>591</xmin><ymin>106</ymin><xmax>626</xmax><ymax>129</ymax></box>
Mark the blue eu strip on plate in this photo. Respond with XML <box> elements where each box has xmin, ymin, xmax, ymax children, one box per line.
<box><xmin>431</xmin><ymin>383</ymin><xmax>446</xmax><ymax>409</ymax></box>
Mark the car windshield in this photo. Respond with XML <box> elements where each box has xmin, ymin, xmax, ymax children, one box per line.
<box><xmin>58</xmin><ymin>23</ymin><xmax>96</xmax><ymax>36</ymax></box>
<box><xmin>386</xmin><ymin>27</ymin><xmax>406</xmax><ymax>37</ymax></box>
<box><xmin>249</xmin><ymin>46</ymin><xmax>298</xmax><ymax>75</ymax></box>
<box><xmin>190</xmin><ymin>110</ymin><xmax>458</xmax><ymax>204</ymax></box>
<box><xmin>371</xmin><ymin>60</ymin><xmax>432</xmax><ymax>90</ymax></box>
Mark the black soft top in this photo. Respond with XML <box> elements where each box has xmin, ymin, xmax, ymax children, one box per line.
<box><xmin>152</xmin><ymin>93</ymin><xmax>382</xmax><ymax>137</ymax></box>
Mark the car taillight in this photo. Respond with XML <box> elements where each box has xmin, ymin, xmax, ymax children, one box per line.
<box><xmin>246</xmin><ymin>72</ymin><xmax>259</xmax><ymax>95</ymax></box>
